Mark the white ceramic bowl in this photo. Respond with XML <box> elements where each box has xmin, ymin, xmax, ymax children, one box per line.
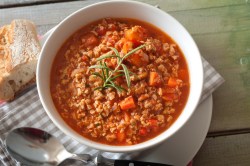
<box><xmin>37</xmin><ymin>0</ymin><xmax>203</xmax><ymax>152</ymax></box>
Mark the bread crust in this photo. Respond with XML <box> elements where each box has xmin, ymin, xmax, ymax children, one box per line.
<box><xmin>0</xmin><ymin>20</ymin><xmax>41</xmax><ymax>101</ymax></box>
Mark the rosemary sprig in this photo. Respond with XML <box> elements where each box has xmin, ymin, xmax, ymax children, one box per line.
<box><xmin>89</xmin><ymin>44</ymin><xmax>146</xmax><ymax>92</ymax></box>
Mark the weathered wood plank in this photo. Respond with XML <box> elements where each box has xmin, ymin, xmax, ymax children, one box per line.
<box><xmin>193</xmin><ymin>30</ymin><xmax>250</xmax><ymax>132</ymax></box>
<box><xmin>0</xmin><ymin>1</ymin><xmax>249</xmax><ymax>35</ymax></box>
<box><xmin>159</xmin><ymin>0</ymin><xmax>247</xmax><ymax>12</ymax></box>
<box><xmin>1</xmin><ymin>0</ymin><xmax>246</xmax><ymax>9</ymax></box>
<box><xmin>0</xmin><ymin>1</ymin><xmax>103</xmax><ymax>34</ymax></box>
<box><xmin>0</xmin><ymin>0</ymin><xmax>58</xmax><ymax>7</ymax></box>
<box><xmin>193</xmin><ymin>133</ymin><xmax>250</xmax><ymax>166</ymax></box>
<box><xmin>0</xmin><ymin>0</ymin><xmax>52</xmax><ymax>5</ymax></box>
<box><xmin>169</xmin><ymin>4</ymin><xmax>250</xmax><ymax>35</ymax></box>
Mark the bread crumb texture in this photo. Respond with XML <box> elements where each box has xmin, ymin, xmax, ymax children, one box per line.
<box><xmin>0</xmin><ymin>19</ymin><xmax>41</xmax><ymax>101</ymax></box>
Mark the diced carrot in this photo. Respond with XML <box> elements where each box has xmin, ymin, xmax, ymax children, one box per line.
<box><xmin>124</xmin><ymin>112</ymin><xmax>130</xmax><ymax>122</ymax></box>
<box><xmin>168</xmin><ymin>77</ymin><xmax>178</xmax><ymax>87</ymax></box>
<box><xmin>139</xmin><ymin>127</ymin><xmax>147</xmax><ymax>136</ymax></box>
<box><xmin>149</xmin><ymin>72</ymin><xmax>162</xmax><ymax>86</ymax></box>
<box><xmin>82</xmin><ymin>55</ymin><xmax>88</xmax><ymax>61</ymax></box>
<box><xmin>149</xmin><ymin>119</ymin><xmax>158</xmax><ymax>126</ymax></box>
<box><xmin>119</xmin><ymin>96</ymin><xmax>136</xmax><ymax>111</ymax></box>
<box><xmin>162</xmin><ymin>95</ymin><xmax>172</xmax><ymax>101</ymax></box>
<box><xmin>124</xmin><ymin>26</ymin><xmax>145</xmax><ymax>45</ymax></box>
<box><xmin>162</xmin><ymin>87</ymin><xmax>179</xmax><ymax>101</ymax></box>
<box><xmin>127</xmin><ymin>50</ymin><xmax>149</xmax><ymax>67</ymax></box>
<box><xmin>117</xmin><ymin>131</ymin><xmax>125</xmax><ymax>142</ymax></box>
<box><xmin>148</xmin><ymin>119</ymin><xmax>159</xmax><ymax>132</ymax></box>
<box><xmin>122</xmin><ymin>41</ymin><xmax>133</xmax><ymax>54</ymax></box>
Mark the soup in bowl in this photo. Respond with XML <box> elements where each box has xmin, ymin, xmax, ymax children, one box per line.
<box><xmin>37</xmin><ymin>0</ymin><xmax>203</xmax><ymax>152</ymax></box>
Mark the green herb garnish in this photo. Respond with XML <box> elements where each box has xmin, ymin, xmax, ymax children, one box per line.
<box><xmin>89</xmin><ymin>44</ymin><xmax>145</xmax><ymax>92</ymax></box>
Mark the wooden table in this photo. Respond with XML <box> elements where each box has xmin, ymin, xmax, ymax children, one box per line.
<box><xmin>1</xmin><ymin>0</ymin><xmax>249</xmax><ymax>165</ymax></box>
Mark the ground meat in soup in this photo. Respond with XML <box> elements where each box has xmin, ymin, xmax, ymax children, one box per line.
<box><xmin>50</xmin><ymin>18</ymin><xmax>190</xmax><ymax>145</ymax></box>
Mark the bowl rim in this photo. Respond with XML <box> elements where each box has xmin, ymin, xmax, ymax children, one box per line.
<box><xmin>37</xmin><ymin>0</ymin><xmax>204</xmax><ymax>152</ymax></box>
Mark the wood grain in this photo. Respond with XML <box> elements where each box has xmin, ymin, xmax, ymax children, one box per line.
<box><xmin>0</xmin><ymin>0</ymin><xmax>60</xmax><ymax>8</ymax></box>
<box><xmin>159</xmin><ymin>0</ymin><xmax>246</xmax><ymax>11</ymax></box>
<box><xmin>193</xmin><ymin>133</ymin><xmax>250</xmax><ymax>166</ymax></box>
<box><xmin>1</xmin><ymin>0</ymin><xmax>246</xmax><ymax>10</ymax></box>
<box><xmin>0</xmin><ymin>0</ymin><xmax>50</xmax><ymax>5</ymax></box>
<box><xmin>170</xmin><ymin>5</ymin><xmax>250</xmax><ymax>35</ymax></box>
<box><xmin>194</xmin><ymin>30</ymin><xmax>250</xmax><ymax>132</ymax></box>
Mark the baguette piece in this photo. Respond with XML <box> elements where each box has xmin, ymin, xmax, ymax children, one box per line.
<box><xmin>0</xmin><ymin>20</ymin><xmax>41</xmax><ymax>101</ymax></box>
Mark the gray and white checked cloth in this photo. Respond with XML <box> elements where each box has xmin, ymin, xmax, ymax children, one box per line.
<box><xmin>0</xmin><ymin>56</ymin><xmax>224</xmax><ymax>166</ymax></box>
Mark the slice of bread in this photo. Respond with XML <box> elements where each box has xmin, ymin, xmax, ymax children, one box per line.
<box><xmin>0</xmin><ymin>20</ymin><xmax>41</xmax><ymax>101</ymax></box>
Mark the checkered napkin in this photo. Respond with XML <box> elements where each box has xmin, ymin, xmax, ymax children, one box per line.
<box><xmin>0</xmin><ymin>55</ymin><xmax>224</xmax><ymax>165</ymax></box>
